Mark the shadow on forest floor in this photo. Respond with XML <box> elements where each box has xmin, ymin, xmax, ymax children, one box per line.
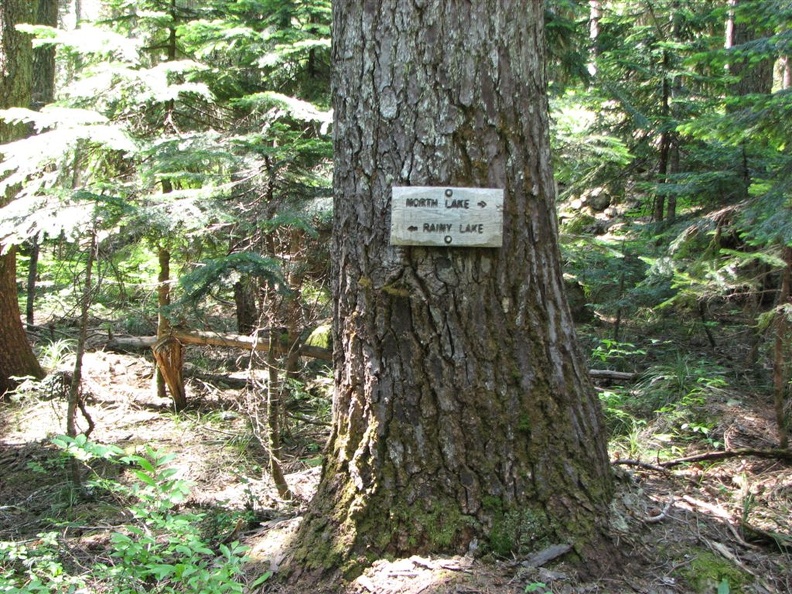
<box><xmin>2</xmin><ymin>346</ymin><xmax>791</xmax><ymax>593</ymax></box>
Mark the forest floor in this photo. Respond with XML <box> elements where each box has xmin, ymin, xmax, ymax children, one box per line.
<box><xmin>1</xmin><ymin>324</ymin><xmax>792</xmax><ymax>594</ymax></box>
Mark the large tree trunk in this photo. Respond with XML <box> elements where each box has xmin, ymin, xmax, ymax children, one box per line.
<box><xmin>0</xmin><ymin>248</ymin><xmax>44</xmax><ymax>392</ymax></box>
<box><xmin>290</xmin><ymin>0</ymin><xmax>614</xmax><ymax>580</ymax></box>
<box><xmin>0</xmin><ymin>0</ymin><xmax>44</xmax><ymax>393</ymax></box>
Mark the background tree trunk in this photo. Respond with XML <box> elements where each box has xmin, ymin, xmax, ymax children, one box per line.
<box><xmin>24</xmin><ymin>1</ymin><xmax>58</xmax><ymax>330</ymax></box>
<box><xmin>155</xmin><ymin>244</ymin><xmax>171</xmax><ymax>399</ymax></box>
<box><xmin>67</xmin><ymin>231</ymin><xmax>97</xmax><ymax>439</ymax></box>
<box><xmin>725</xmin><ymin>0</ymin><xmax>774</xmax><ymax>96</ymax></box>
<box><xmin>781</xmin><ymin>55</ymin><xmax>791</xmax><ymax>90</ymax></box>
<box><xmin>0</xmin><ymin>0</ymin><xmax>44</xmax><ymax>393</ymax></box>
<box><xmin>266</xmin><ymin>332</ymin><xmax>292</xmax><ymax>500</ymax></box>
<box><xmin>290</xmin><ymin>0</ymin><xmax>614</xmax><ymax>580</ymax></box>
<box><xmin>774</xmin><ymin>246</ymin><xmax>791</xmax><ymax>449</ymax></box>
<box><xmin>233</xmin><ymin>279</ymin><xmax>258</xmax><ymax>334</ymax></box>
<box><xmin>24</xmin><ymin>234</ymin><xmax>39</xmax><ymax>328</ymax></box>
<box><xmin>32</xmin><ymin>0</ymin><xmax>57</xmax><ymax>108</ymax></box>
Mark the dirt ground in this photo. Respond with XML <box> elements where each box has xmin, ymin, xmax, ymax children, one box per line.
<box><xmin>1</xmin><ymin>349</ymin><xmax>791</xmax><ymax>593</ymax></box>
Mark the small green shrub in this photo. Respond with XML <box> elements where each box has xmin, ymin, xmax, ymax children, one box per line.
<box><xmin>0</xmin><ymin>532</ymin><xmax>86</xmax><ymax>593</ymax></box>
<box><xmin>1</xmin><ymin>436</ymin><xmax>256</xmax><ymax>594</ymax></box>
<box><xmin>590</xmin><ymin>339</ymin><xmax>646</xmax><ymax>369</ymax></box>
<box><xmin>599</xmin><ymin>388</ymin><xmax>642</xmax><ymax>436</ymax></box>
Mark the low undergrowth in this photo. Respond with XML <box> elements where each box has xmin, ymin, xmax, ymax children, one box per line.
<box><xmin>0</xmin><ymin>435</ymin><xmax>270</xmax><ymax>594</ymax></box>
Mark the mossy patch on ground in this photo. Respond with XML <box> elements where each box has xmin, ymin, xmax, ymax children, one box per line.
<box><xmin>680</xmin><ymin>550</ymin><xmax>752</xmax><ymax>593</ymax></box>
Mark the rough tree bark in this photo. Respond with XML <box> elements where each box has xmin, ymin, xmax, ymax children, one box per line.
<box><xmin>289</xmin><ymin>0</ymin><xmax>614</xmax><ymax>581</ymax></box>
<box><xmin>0</xmin><ymin>0</ymin><xmax>44</xmax><ymax>394</ymax></box>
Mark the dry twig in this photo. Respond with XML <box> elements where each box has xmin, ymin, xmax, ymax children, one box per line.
<box><xmin>612</xmin><ymin>459</ymin><xmax>670</xmax><ymax>473</ymax></box>
<box><xmin>680</xmin><ymin>495</ymin><xmax>759</xmax><ymax>550</ymax></box>
<box><xmin>644</xmin><ymin>497</ymin><xmax>675</xmax><ymax>524</ymax></box>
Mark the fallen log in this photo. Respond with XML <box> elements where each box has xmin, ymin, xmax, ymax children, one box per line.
<box><xmin>107</xmin><ymin>329</ymin><xmax>332</xmax><ymax>361</ymax></box>
<box><xmin>589</xmin><ymin>369</ymin><xmax>638</xmax><ymax>381</ymax></box>
<box><xmin>109</xmin><ymin>333</ymin><xmax>634</xmax><ymax>378</ymax></box>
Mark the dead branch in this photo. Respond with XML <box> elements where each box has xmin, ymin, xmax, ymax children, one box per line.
<box><xmin>740</xmin><ymin>521</ymin><xmax>792</xmax><ymax>552</ymax></box>
<box><xmin>614</xmin><ymin>449</ymin><xmax>792</xmax><ymax>473</ymax></box>
<box><xmin>611</xmin><ymin>459</ymin><xmax>669</xmax><ymax>473</ymax></box>
<box><xmin>590</xmin><ymin>369</ymin><xmax>638</xmax><ymax>381</ymax></box>
<box><xmin>643</xmin><ymin>497</ymin><xmax>675</xmax><ymax>524</ymax></box>
<box><xmin>520</xmin><ymin>543</ymin><xmax>573</xmax><ymax>568</ymax></box>
<box><xmin>106</xmin><ymin>328</ymin><xmax>332</xmax><ymax>361</ymax></box>
<box><xmin>680</xmin><ymin>495</ymin><xmax>758</xmax><ymax>550</ymax></box>
<box><xmin>658</xmin><ymin>448</ymin><xmax>792</xmax><ymax>468</ymax></box>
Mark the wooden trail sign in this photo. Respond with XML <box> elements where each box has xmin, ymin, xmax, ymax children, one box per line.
<box><xmin>389</xmin><ymin>186</ymin><xmax>504</xmax><ymax>247</ymax></box>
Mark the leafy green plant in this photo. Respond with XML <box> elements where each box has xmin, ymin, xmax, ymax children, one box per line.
<box><xmin>71</xmin><ymin>442</ymin><xmax>246</xmax><ymax>592</ymax></box>
<box><xmin>0</xmin><ymin>435</ymin><xmax>255</xmax><ymax>593</ymax></box>
<box><xmin>99</xmin><ymin>529</ymin><xmax>247</xmax><ymax>594</ymax></box>
<box><xmin>591</xmin><ymin>339</ymin><xmax>646</xmax><ymax>368</ymax></box>
<box><xmin>599</xmin><ymin>388</ymin><xmax>639</xmax><ymax>436</ymax></box>
<box><xmin>50</xmin><ymin>434</ymin><xmax>121</xmax><ymax>463</ymax></box>
<box><xmin>176</xmin><ymin>252</ymin><xmax>284</xmax><ymax>309</ymax></box>
<box><xmin>550</xmin><ymin>91</ymin><xmax>633</xmax><ymax>201</ymax></box>
<box><xmin>0</xmin><ymin>532</ymin><xmax>86</xmax><ymax>594</ymax></box>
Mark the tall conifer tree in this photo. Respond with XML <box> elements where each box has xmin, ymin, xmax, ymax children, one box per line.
<box><xmin>0</xmin><ymin>0</ymin><xmax>44</xmax><ymax>393</ymax></box>
<box><xmin>290</xmin><ymin>0</ymin><xmax>615</xmax><ymax>579</ymax></box>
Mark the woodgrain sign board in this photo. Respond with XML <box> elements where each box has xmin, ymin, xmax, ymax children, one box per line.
<box><xmin>390</xmin><ymin>186</ymin><xmax>504</xmax><ymax>247</ymax></box>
